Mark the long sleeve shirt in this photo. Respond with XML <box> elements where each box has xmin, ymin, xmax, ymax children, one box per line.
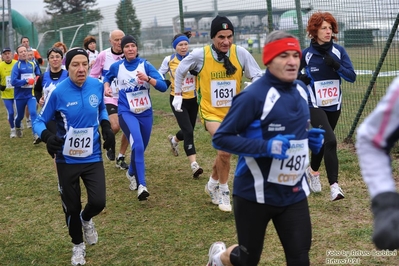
<box><xmin>356</xmin><ymin>76</ymin><xmax>399</xmax><ymax>198</ymax></box>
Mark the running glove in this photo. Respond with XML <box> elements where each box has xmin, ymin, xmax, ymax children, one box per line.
<box><xmin>100</xmin><ymin>120</ymin><xmax>115</xmax><ymax>151</ymax></box>
<box><xmin>189</xmin><ymin>69</ymin><xmax>198</xmax><ymax>76</ymax></box>
<box><xmin>371</xmin><ymin>192</ymin><xmax>399</xmax><ymax>250</ymax></box>
<box><xmin>308</xmin><ymin>128</ymin><xmax>325</xmax><ymax>154</ymax></box>
<box><xmin>41</xmin><ymin>129</ymin><xmax>64</xmax><ymax>158</ymax></box>
<box><xmin>26</xmin><ymin>78</ymin><xmax>35</xmax><ymax>85</ymax></box>
<box><xmin>298</xmin><ymin>74</ymin><xmax>311</xmax><ymax>85</ymax></box>
<box><xmin>172</xmin><ymin>95</ymin><xmax>183</xmax><ymax>112</ymax></box>
<box><xmin>324</xmin><ymin>54</ymin><xmax>340</xmax><ymax>71</ymax></box>
<box><xmin>266</xmin><ymin>134</ymin><xmax>295</xmax><ymax>160</ymax></box>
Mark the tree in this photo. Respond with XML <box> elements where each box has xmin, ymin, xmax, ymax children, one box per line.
<box><xmin>40</xmin><ymin>0</ymin><xmax>104</xmax><ymax>51</ymax></box>
<box><xmin>115</xmin><ymin>0</ymin><xmax>141</xmax><ymax>39</ymax></box>
<box><xmin>44</xmin><ymin>0</ymin><xmax>99</xmax><ymax>16</ymax></box>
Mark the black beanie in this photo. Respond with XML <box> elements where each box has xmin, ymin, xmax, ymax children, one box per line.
<box><xmin>121</xmin><ymin>35</ymin><xmax>137</xmax><ymax>50</ymax></box>
<box><xmin>210</xmin><ymin>15</ymin><xmax>234</xmax><ymax>39</ymax></box>
<box><xmin>65</xmin><ymin>47</ymin><xmax>89</xmax><ymax>70</ymax></box>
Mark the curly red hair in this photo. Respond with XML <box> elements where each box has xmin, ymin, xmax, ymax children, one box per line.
<box><xmin>53</xmin><ymin>41</ymin><xmax>67</xmax><ymax>53</ymax></box>
<box><xmin>306</xmin><ymin>12</ymin><xmax>338</xmax><ymax>41</ymax></box>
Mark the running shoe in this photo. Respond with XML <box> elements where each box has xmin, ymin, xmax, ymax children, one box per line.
<box><xmin>80</xmin><ymin>212</ymin><xmax>98</xmax><ymax>245</ymax></box>
<box><xmin>106</xmin><ymin>148</ymin><xmax>115</xmax><ymax>161</ymax></box>
<box><xmin>10</xmin><ymin>128</ymin><xmax>16</xmax><ymax>138</ymax></box>
<box><xmin>330</xmin><ymin>183</ymin><xmax>345</xmax><ymax>201</ymax></box>
<box><xmin>71</xmin><ymin>242</ymin><xmax>86</xmax><ymax>266</ymax></box>
<box><xmin>33</xmin><ymin>134</ymin><xmax>42</xmax><ymax>145</ymax></box>
<box><xmin>167</xmin><ymin>134</ymin><xmax>179</xmax><ymax>156</ymax></box>
<box><xmin>126</xmin><ymin>171</ymin><xmax>137</xmax><ymax>191</ymax></box>
<box><xmin>305</xmin><ymin>167</ymin><xmax>322</xmax><ymax>193</ymax></box>
<box><xmin>206</xmin><ymin>242</ymin><xmax>226</xmax><ymax>266</ymax></box>
<box><xmin>137</xmin><ymin>184</ymin><xmax>150</xmax><ymax>201</ymax></box>
<box><xmin>218</xmin><ymin>190</ymin><xmax>232</xmax><ymax>212</ymax></box>
<box><xmin>205</xmin><ymin>183</ymin><xmax>220</xmax><ymax>205</ymax></box>
<box><xmin>16</xmin><ymin>128</ymin><xmax>23</xmax><ymax>138</ymax></box>
<box><xmin>26</xmin><ymin>119</ymin><xmax>32</xmax><ymax>128</ymax></box>
<box><xmin>191</xmin><ymin>162</ymin><xmax>203</xmax><ymax>178</ymax></box>
<box><xmin>116</xmin><ymin>156</ymin><xmax>129</xmax><ymax>170</ymax></box>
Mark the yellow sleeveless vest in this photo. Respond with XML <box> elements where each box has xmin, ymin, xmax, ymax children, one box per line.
<box><xmin>169</xmin><ymin>55</ymin><xmax>196</xmax><ymax>99</ymax></box>
<box><xmin>197</xmin><ymin>44</ymin><xmax>243</xmax><ymax>122</ymax></box>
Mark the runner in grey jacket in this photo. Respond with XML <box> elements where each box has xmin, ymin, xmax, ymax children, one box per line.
<box><xmin>356</xmin><ymin>75</ymin><xmax>399</xmax><ymax>251</ymax></box>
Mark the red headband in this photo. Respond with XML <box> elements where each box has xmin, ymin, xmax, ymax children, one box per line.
<box><xmin>262</xmin><ymin>38</ymin><xmax>302</xmax><ymax>65</ymax></box>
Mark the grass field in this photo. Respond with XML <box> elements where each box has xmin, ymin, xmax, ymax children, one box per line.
<box><xmin>1</xmin><ymin>51</ymin><xmax>399</xmax><ymax>265</ymax></box>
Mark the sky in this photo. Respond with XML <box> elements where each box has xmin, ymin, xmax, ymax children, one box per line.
<box><xmin>6</xmin><ymin>0</ymin><xmax>115</xmax><ymax>16</ymax></box>
<box><xmin>6</xmin><ymin>0</ymin><xmax>397</xmax><ymax>29</ymax></box>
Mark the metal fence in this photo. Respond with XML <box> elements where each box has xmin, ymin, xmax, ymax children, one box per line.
<box><xmin>9</xmin><ymin>0</ymin><xmax>399</xmax><ymax>143</ymax></box>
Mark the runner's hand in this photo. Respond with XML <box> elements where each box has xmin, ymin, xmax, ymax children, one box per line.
<box><xmin>172</xmin><ymin>95</ymin><xmax>183</xmax><ymax>112</ymax></box>
<box><xmin>266</xmin><ymin>134</ymin><xmax>295</xmax><ymax>160</ymax></box>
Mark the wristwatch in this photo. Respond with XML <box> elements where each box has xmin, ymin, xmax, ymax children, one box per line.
<box><xmin>147</xmin><ymin>76</ymin><xmax>152</xmax><ymax>82</ymax></box>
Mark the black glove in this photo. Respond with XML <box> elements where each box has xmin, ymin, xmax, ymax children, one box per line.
<box><xmin>324</xmin><ymin>54</ymin><xmax>340</xmax><ymax>71</ymax></box>
<box><xmin>189</xmin><ymin>69</ymin><xmax>198</xmax><ymax>76</ymax></box>
<box><xmin>298</xmin><ymin>74</ymin><xmax>311</xmax><ymax>85</ymax></box>
<box><xmin>41</xmin><ymin>129</ymin><xmax>64</xmax><ymax>158</ymax></box>
<box><xmin>100</xmin><ymin>120</ymin><xmax>115</xmax><ymax>151</ymax></box>
<box><xmin>371</xmin><ymin>192</ymin><xmax>399</xmax><ymax>250</ymax></box>
<box><xmin>164</xmin><ymin>80</ymin><xmax>171</xmax><ymax>88</ymax></box>
<box><xmin>37</xmin><ymin>58</ymin><xmax>43</xmax><ymax>65</ymax></box>
<box><xmin>0</xmin><ymin>85</ymin><xmax>6</xmax><ymax>91</ymax></box>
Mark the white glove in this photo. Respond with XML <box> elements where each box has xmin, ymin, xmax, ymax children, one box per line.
<box><xmin>172</xmin><ymin>95</ymin><xmax>183</xmax><ymax>112</ymax></box>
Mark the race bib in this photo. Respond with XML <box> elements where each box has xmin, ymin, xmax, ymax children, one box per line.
<box><xmin>211</xmin><ymin>80</ymin><xmax>237</xmax><ymax>107</ymax></box>
<box><xmin>181</xmin><ymin>75</ymin><xmax>195</xmax><ymax>92</ymax></box>
<box><xmin>63</xmin><ymin>127</ymin><xmax>94</xmax><ymax>158</ymax></box>
<box><xmin>5</xmin><ymin>76</ymin><xmax>13</xmax><ymax>88</ymax></box>
<box><xmin>110</xmin><ymin>78</ymin><xmax>120</xmax><ymax>98</ymax></box>
<box><xmin>314</xmin><ymin>79</ymin><xmax>340</xmax><ymax>107</ymax></box>
<box><xmin>268</xmin><ymin>139</ymin><xmax>309</xmax><ymax>186</ymax></box>
<box><xmin>21</xmin><ymin>73</ymin><xmax>34</xmax><ymax>88</ymax></box>
<box><xmin>126</xmin><ymin>90</ymin><xmax>151</xmax><ymax>114</ymax></box>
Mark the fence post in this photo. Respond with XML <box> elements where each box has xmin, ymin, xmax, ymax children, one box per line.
<box><xmin>179</xmin><ymin>0</ymin><xmax>184</xmax><ymax>33</ymax></box>
<box><xmin>345</xmin><ymin>12</ymin><xmax>399</xmax><ymax>143</ymax></box>
<box><xmin>266</xmin><ymin>0</ymin><xmax>273</xmax><ymax>33</ymax></box>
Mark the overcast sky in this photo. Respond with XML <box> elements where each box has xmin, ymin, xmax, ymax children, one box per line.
<box><xmin>5</xmin><ymin>0</ymin><xmax>117</xmax><ymax>15</ymax></box>
<box><xmin>5</xmin><ymin>0</ymin><xmax>398</xmax><ymax>28</ymax></box>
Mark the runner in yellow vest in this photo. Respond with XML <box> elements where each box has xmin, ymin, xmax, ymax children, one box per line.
<box><xmin>172</xmin><ymin>15</ymin><xmax>262</xmax><ymax>212</ymax></box>
<box><xmin>247</xmin><ymin>38</ymin><xmax>254</xmax><ymax>54</ymax></box>
<box><xmin>0</xmin><ymin>48</ymin><xmax>17</xmax><ymax>137</ymax></box>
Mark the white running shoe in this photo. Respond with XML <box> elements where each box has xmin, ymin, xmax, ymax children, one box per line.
<box><xmin>126</xmin><ymin>171</ymin><xmax>137</xmax><ymax>191</ymax></box>
<box><xmin>71</xmin><ymin>242</ymin><xmax>86</xmax><ymax>266</ymax></box>
<box><xmin>205</xmin><ymin>183</ymin><xmax>220</xmax><ymax>205</ymax></box>
<box><xmin>80</xmin><ymin>213</ymin><xmax>98</xmax><ymax>245</ymax></box>
<box><xmin>16</xmin><ymin>128</ymin><xmax>23</xmax><ymax>138</ymax></box>
<box><xmin>191</xmin><ymin>162</ymin><xmax>203</xmax><ymax>178</ymax></box>
<box><xmin>330</xmin><ymin>183</ymin><xmax>345</xmax><ymax>201</ymax></box>
<box><xmin>206</xmin><ymin>241</ymin><xmax>226</xmax><ymax>266</ymax></box>
<box><xmin>10</xmin><ymin>128</ymin><xmax>16</xmax><ymax>138</ymax></box>
<box><xmin>33</xmin><ymin>134</ymin><xmax>42</xmax><ymax>145</ymax></box>
<box><xmin>137</xmin><ymin>184</ymin><xmax>150</xmax><ymax>201</ymax></box>
<box><xmin>305</xmin><ymin>167</ymin><xmax>322</xmax><ymax>193</ymax></box>
<box><xmin>167</xmin><ymin>135</ymin><xmax>179</xmax><ymax>156</ymax></box>
<box><xmin>218</xmin><ymin>190</ymin><xmax>232</xmax><ymax>212</ymax></box>
<box><xmin>26</xmin><ymin>119</ymin><xmax>32</xmax><ymax>128</ymax></box>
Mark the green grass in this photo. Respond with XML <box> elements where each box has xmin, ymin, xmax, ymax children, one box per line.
<box><xmin>1</xmin><ymin>50</ymin><xmax>399</xmax><ymax>265</ymax></box>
